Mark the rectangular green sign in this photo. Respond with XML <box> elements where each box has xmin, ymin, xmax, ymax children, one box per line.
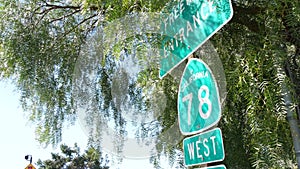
<box><xmin>159</xmin><ymin>0</ymin><xmax>233</xmax><ymax>78</ymax></box>
<box><xmin>183</xmin><ymin>127</ymin><xmax>225</xmax><ymax>166</ymax></box>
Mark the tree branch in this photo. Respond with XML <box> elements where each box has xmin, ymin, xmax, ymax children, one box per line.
<box><xmin>35</xmin><ymin>6</ymin><xmax>55</xmax><ymax>25</ymax></box>
<box><xmin>49</xmin><ymin>9</ymin><xmax>81</xmax><ymax>24</ymax></box>
<box><xmin>34</xmin><ymin>2</ymin><xmax>103</xmax><ymax>26</ymax></box>
<box><xmin>61</xmin><ymin>13</ymin><xmax>98</xmax><ymax>39</ymax></box>
<box><xmin>45</xmin><ymin>2</ymin><xmax>81</xmax><ymax>10</ymax></box>
<box><xmin>85</xmin><ymin>18</ymin><xmax>99</xmax><ymax>37</ymax></box>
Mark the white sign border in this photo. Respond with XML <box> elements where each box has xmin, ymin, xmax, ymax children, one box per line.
<box><xmin>182</xmin><ymin>127</ymin><xmax>225</xmax><ymax>167</ymax></box>
<box><xmin>178</xmin><ymin>58</ymin><xmax>222</xmax><ymax>135</ymax></box>
<box><xmin>159</xmin><ymin>0</ymin><xmax>233</xmax><ymax>79</ymax></box>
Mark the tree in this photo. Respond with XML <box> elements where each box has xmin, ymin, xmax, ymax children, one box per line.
<box><xmin>0</xmin><ymin>0</ymin><xmax>299</xmax><ymax>168</ymax></box>
<box><xmin>36</xmin><ymin>143</ymin><xmax>109</xmax><ymax>169</ymax></box>
<box><xmin>213</xmin><ymin>1</ymin><xmax>299</xmax><ymax>168</ymax></box>
<box><xmin>0</xmin><ymin>0</ymin><xmax>170</xmax><ymax>146</ymax></box>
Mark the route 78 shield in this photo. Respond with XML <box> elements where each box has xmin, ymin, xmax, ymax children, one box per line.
<box><xmin>178</xmin><ymin>58</ymin><xmax>221</xmax><ymax>135</ymax></box>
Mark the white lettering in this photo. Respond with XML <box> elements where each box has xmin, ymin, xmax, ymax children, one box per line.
<box><xmin>187</xmin><ymin>142</ymin><xmax>195</xmax><ymax>160</ymax></box>
<box><xmin>162</xmin><ymin>0</ymin><xmax>218</xmax><ymax>54</ymax></box>
<box><xmin>201</xmin><ymin>1</ymin><xmax>216</xmax><ymax>20</ymax></box>
<box><xmin>200</xmin><ymin>3</ymin><xmax>209</xmax><ymax>20</ymax></box>
<box><xmin>193</xmin><ymin>11</ymin><xmax>201</xmax><ymax>28</ymax></box>
<box><xmin>196</xmin><ymin>139</ymin><xmax>203</xmax><ymax>159</ymax></box>
<box><xmin>203</xmin><ymin>138</ymin><xmax>210</xmax><ymax>157</ymax></box>
<box><xmin>189</xmin><ymin>71</ymin><xmax>208</xmax><ymax>83</ymax></box>
<box><xmin>186</xmin><ymin>0</ymin><xmax>193</xmax><ymax>6</ymax></box>
<box><xmin>174</xmin><ymin>7</ymin><xmax>179</xmax><ymax>20</ymax></box>
<box><xmin>169</xmin><ymin>40</ymin><xmax>174</xmax><ymax>51</ymax></box>
<box><xmin>164</xmin><ymin>18</ymin><xmax>168</xmax><ymax>32</ymax></box>
<box><xmin>186</xmin><ymin>21</ymin><xmax>193</xmax><ymax>37</ymax></box>
<box><xmin>209</xmin><ymin>1</ymin><xmax>216</xmax><ymax>13</ymax></box>
<box><xmin>163</xmin><ymin>46</ymin><xmax>168</xmax><ymax>58</ymax></box>
<box><xmin>173</xmin><ymin>33</ymin><xmax>179</xmax><ymax>47</ymax></box>
<box><xmin>210</xmin><ymin>136</ymin><xmax>217</xmax><ymax>155</ymax></box>
<box><xmin>169</xmin><ymin>13</ymin><xmax>174</xmax><ymax>25</ymax></box>
<box><xmin>179</xmin><ymin>28</ymin><xmax>185</xmax><ymax>42</ymax></box>
<box><xmin>180</xmin><ymin>1</ymin><xmax>185</xmax><ymax>14</ymax></box>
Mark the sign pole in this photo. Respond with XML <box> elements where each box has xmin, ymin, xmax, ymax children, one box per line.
<box><xmin>25</xmin><ymin>155</ymin><xmax>36</xmax><ymax>169</ymax></box>
<box><xmin>159</xmin><ymin>0</ymin><xmax>233</xmax><ymax>168</ymax></box>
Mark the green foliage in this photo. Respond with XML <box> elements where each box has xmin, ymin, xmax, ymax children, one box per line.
<box><xmin>0</xmin><ymin>0</ymin><xmax>92</xmax><ymax>145</ymax></box>
<box><xmin>36</xmin><ymin>143</ymin><xmax>109</xmax><ymax>169</ymax></box>
<box><xmin>0</xmin><ymin>0</ymin><xmax>300</xmax><ymax>168</ymax></box>
<box><xmin>212</xmin><ymin>1</ymin><xmax>299</xmax><ymax>168</ymax></box>
<box><xmin>70</xmin><ymin>0</ymin><xmax>169</xmax><ymax>20</ymax></box>
<box><xmin>0</xmin><ymin>0</ymin><xmax>169</xmax><ymax>146</ymax></box>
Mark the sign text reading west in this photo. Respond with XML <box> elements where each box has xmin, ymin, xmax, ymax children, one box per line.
<box><xmin>183</xmin><ymin>127</ymin><xmax>225</xmax><ymax>166</ymax></box>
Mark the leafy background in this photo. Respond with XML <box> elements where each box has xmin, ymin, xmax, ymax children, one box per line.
<box><xmin>0</xmin><ymin>0</ymin><xmax>299</xmax><ymax>168</ymax></box>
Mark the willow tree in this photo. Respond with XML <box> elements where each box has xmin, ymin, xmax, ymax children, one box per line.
<box><xmin>213</xmin><ymin>0</ymin><xmax>300</xmax><ymax>168</ymax></box>
<box><xmin>0</xmin><ymin>0</ymin><xmax>299</xmax><ymax>168</ymax></box>
<box><xmin>0</xmin><ymin>0</ymin><xmax>168</xmax><ymax>145</ymax></box>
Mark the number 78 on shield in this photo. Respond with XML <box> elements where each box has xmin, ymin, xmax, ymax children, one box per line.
<box><xmin>177</xmin><ymin>59</ymin><xmax>221</xmax><ymax>135</ymax></box>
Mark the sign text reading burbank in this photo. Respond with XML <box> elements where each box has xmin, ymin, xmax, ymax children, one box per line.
<box><xmin>159</xmin><ymin>0</ymin><xmax>233</xmax><ymax>78</ymax></box>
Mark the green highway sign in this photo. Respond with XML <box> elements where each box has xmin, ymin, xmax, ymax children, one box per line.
<box><xmin>178</xmin><ymin>58</ymin><xmax>221</xmax><ymax>135</ymax></box>
<box><xmin>159</xmin><ymin>0</ymin><xmax>233</xmax><ymax>78</ymax></box>
<box><xmin>195</xmin><ymin>164</ymin><xmax>226</xmax><ymax>169</ymax></box>
<box><xmin>183</xmin><ymin>128</ymin><xmax>225</xmax><ymax>166</ymax></box>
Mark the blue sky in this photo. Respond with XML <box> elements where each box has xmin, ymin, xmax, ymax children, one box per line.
<box><xmin>0</xmin><ymin>81</ymin><xmax>86</xmax><ymax>168</ymax></box>
<box><xmin>0</xmin><ymin>81</ymin><xmax>163</xmax><ymax>169</ymax></box>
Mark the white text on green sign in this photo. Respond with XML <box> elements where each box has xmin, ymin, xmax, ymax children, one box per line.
<box><xmin>159</xmin><ymin>0</ymin><xmax>233</xmax><ymax>78</ymax></box>
<box><xmin>178</xmin><ymin>58</ymin><xmax>221</xmax><ymax>135</ymax></box>
<box><xmin>183</xmin><ymin>127</ymin><xmax>225</xmax><ymax>166</ymax></box>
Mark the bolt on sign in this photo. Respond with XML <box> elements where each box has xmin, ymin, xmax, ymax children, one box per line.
<box><xmin>159</xmin><ymin>0</ymin><xmax>233</xmax><ymax>78</ymax></box>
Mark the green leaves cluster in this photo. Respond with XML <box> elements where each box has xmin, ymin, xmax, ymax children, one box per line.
<box><xmin>37</xmin><ymin>143</ymin><xmax>109</xmax><ymax>169</ymax></box>
<box><xmin>0</xmin><ymin>0</ymin><xmax>84</xmax><ymax>145</ymax></box>
<box><xmin>212</xmin><ymin>0</ymin><xmax>299</xmax><ymax>168</ymax></box>
<box><xmin>70</xmin><ymin>0</ymin><xmax>169</xmax><ymax>20</ymax></box>
<box><xmin>0</xmin><ymin>0</ymin><xmax>169</xmax><ymax>146</ymax></box>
